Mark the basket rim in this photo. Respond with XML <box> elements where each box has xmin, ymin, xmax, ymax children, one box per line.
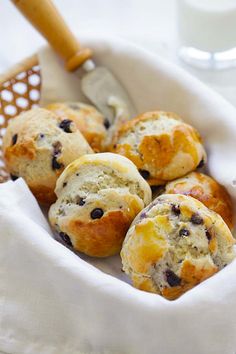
<box><xmin>0</xmin><ymin>54</ymin><xmax>38</xmax><ymax>86</ymax></box>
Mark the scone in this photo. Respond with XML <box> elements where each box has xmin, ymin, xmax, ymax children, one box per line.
<box><xmin>49</xmin><ymin>153</ymin><xmax>152</xmax><ymax>257</ymax></box>
<box><xmin>3</xmin><ymin>108</ymin><xmax>93</xmax><ymax>204</ymax></box>
<box><xmin>111</xmin><ymin>111</ymin><xmax>206</xmax><ymax>185</ymax></box>
<box><xmin>164</xmin><ymin>172</ymin><xmax>234</xmax><ymax>230</ymax></box>
<box><xmin>46</xmin><ymin>102</ymin><xmax>107</xmax><ymax>152</ymax></box>
<box><xmin>121</xmin><ymin>194</ymin><xmax>235</xmax><ymax>300</ymax></box>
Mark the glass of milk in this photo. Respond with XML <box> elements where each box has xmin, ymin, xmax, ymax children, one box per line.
<box><xmin>177</xmin><ymin>0</ymin><xmax>236</xmax><ymax>69</ymax></box>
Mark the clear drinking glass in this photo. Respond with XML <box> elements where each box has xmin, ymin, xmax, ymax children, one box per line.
<box><xmin>177</xmin><ymin>0</ymin><xmax>236</xmax><ymax>69</ymax></box>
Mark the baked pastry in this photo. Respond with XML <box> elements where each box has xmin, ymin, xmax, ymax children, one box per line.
<box><xmin>46</xmin><ymin>102</ymin><xmax>107</xmax><ymax>152</ymax></box>
<box><xmin>111</xmin><ymin>111</ymin><xmax>206</xmax><ymax>185</ymax></box>
<box><xmin>164</xmin><ymin>172</ymin><xmax>234</xmax><ymax>230</ymax></box>
<box><xmin>3</xmin><ymin>108</ymin><xmax>93</xmax><ymax>204</ymax></box>
<box><xmin>49</xmin><ymin>153</ymin><xmax>152</xmax><ymax>257</ymax></box>
<box><xmin>121</xmin><ymin>194</ymin><xmax>235</xmax><ymax>300</ymax></box>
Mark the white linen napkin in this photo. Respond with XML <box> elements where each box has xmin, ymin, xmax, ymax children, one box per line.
<box><xmin>1</xmin><ymin>35</ymin><xmax>236</xmax><ymax>354</ymax></box>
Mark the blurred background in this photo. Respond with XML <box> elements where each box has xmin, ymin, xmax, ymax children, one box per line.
<box><xmin>1</xmin><ymin>0</ymin><xmax>236</xmax><ymax>106</ymax></box>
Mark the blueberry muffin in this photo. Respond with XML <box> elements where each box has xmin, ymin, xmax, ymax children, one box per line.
<box><xmin>46</xmin><ymin>102</ymin><xmax>107</xmax><ymax>152</ymax></box>
<box><xmin>164</xmin><ymin>172</ymin><xmax>234</xmax><ymax>230</ymax></box>
<box><xmin>121</xmin><ymin>194</ymin><xmax>235</xmax><ymax>300</ymax></box>
<box><xmin>49</xmin><ymin>153</ymin><xmax>152</xmax><ymax>257</ymax></box>
<box><xmin>3</xmin><ymin>108</ymin><xmax>93</xmax><ymax>204</ymax></box>
<box><xmin>111</xmin><ymin>111</ymin><xmax>206</xmax><ymax>186</ymax></box>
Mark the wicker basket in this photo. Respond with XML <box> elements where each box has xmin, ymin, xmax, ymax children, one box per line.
<box><xmin>0</xmin><ymin>54</ymin><xmax>41</xmax><ymax>182</ymax></box>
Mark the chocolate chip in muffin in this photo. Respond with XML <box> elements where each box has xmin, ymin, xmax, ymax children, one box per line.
<box><xmin>52</xmin><ymin>156</ymin><xmax>63</xmax><ymax>170</ymax></box>
<box><xmin>11</xmin><ymin>134</ymin><xmax>18</xmax><ymax>145</ymax></box>
<box><xmin>10</xmin><ymin>174</ymin><xmax>18</xmax><ymax>181</ymax></box>
<box><xmin>52</xmin><ymin>141</ymin><xmax>63</xmax><ymax>170</ymax></box>
<box><xmin>179</xmin><ymin>228</ymin><xmax>190</xmax><ymax>237</ymax></box>
<box><xmin>39</xmin><ymin>133</ymin><xmax>45</xmax><ymax>139</ymax></box>
<box><xmin>103</xmin><ymin>118</ymin><xmax>110</xmax><ymax>130</ymax></box>
<box><xmin>59</xmin><ymin>232</ymin><xmax>73</xmax><ymax>247</ymax></box>
<box><xmin>165</xmin><ymin>269</ymin><xmax>181</xmax><ymax>287</ymax></box>
<box><xmin>63</xmin><ymin>182</ymin><xmax>67</xmax><ymax>188</ymax></box>
<box><xmin>140</xmin><ymin>211</ymin><xmax>147</xmax><ymax>219</ymax></box>
<box><xmin>59</xmin><ymin>119</ymin><xmax>73</xmax><ymax>133</ymax></box>
<box><xmin>76</xmin><ymin>196</ymin><xmax>85</xmax><ymax>206</ymax></box>
<box><xmin>53</xmin><ymin>141</ymin><xmax>62</xmax><ymax>155</ymax></box>
<box><xmin>139</xmin><ymin>169</ymin><xmax>150</xmax><ymax>180</ymax></box>
<box><xmin>190</xmin><ymin>213</ymin><xmax>203</xmax><ymax>225</ymax></box>
<box><xmin>91</xmin><ymin>208</ymin><xmax>104</xmax><ymax>219</ymax></box>
<box><xmin>197</xmin><ymin>159</ymin><xmax>205</xmax><ymax>169</ymax></box>
<box><xmin>171</xmin><ymin>204</ymin><xmax>181</xmax><ymax>216</ymax></box>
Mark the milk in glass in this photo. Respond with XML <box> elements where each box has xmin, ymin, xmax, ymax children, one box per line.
<box><xmin>177</xmin><ymin>0</ymin><xmax>236</xmax><ymax>68</ymax></box>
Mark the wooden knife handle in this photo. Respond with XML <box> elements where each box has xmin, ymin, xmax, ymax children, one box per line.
<box><xmin>11</xmin><ymin>0</ymin><xmax>92</xmax><ymax>71</ymax></box>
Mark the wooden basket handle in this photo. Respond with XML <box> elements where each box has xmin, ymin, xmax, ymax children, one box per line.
<box><xmin>11</xmin><ymin>0</ymin><xmax>92</xmax><ymax>71</ymax></box>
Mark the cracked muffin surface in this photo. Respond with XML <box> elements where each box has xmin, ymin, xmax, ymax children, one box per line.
<box><xmin>3</xmin><ymin>108</ymin><xmax>93</xmax><ymax>204</ymax></box>
<box><xmin>164</xmin><ymin>172</ymin><xmax>234</xmax><ymax>230</ymax></box>
<box><xmin>49</xmin><ymin>153</ymin><xmax>152</xmax><ymax>257</ymax></box>
<box><xmin>111</xmin><ymin>111</ymin><xmax>207</xmax><ymax>186</ymax></box>
<box><xmin>46</xmin><ymin>102</ymin><xmax>107</xmax><ymax>152</ymax></box>
<box><xmin>121</xmin><ymin>194</ymin><xmax>235</xmax><ymax>300</ymax></box>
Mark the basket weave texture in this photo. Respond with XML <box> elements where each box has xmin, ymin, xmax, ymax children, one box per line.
<box><xmin>0</xmin><ymin>57</ymin><xmax>41</xmax><ymax>182</ymax></box>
